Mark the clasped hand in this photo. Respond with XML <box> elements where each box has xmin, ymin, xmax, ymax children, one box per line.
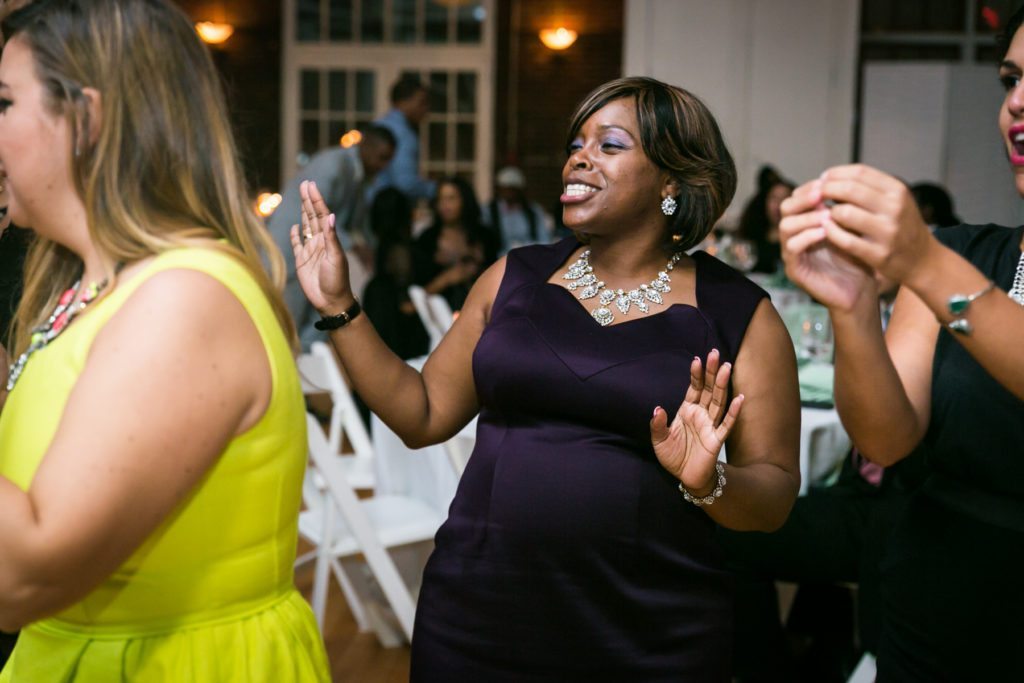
<box><xmin>779</xmin><ymin>164</ymin><xmax>935</xmax><ymax>311</ymax></box>
<box><xmin>650</xmin><ymin>349</ymin><xmax>743</xmax><ymax>496</ymax></box>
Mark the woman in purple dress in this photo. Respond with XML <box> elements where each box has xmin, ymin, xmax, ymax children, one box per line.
<box><xmin>291</xmin><ymin>77</ymin><xmax>800</xmax><ymax>681</ymax></box>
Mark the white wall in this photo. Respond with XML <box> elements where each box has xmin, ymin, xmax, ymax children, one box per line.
<box><xmin>862</xmin><ymin>63</ymin><xmax>1024</xmax><ymax>227</ymax></box>
<box><xmin>624</xmin><ymin>0</ymin><xmax>860</xmax><ymax>224</ymax></box>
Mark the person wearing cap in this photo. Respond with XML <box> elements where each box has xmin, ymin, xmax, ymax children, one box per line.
<box><xmin>484</xmin><ymin>165</ymin><xmax>553</xmax><ymax>255</ymax></box>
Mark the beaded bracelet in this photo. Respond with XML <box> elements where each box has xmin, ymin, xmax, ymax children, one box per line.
<box><xmin>679</xmin><ymin>462</ymin><xmax>727</xmax><ymax>506</ymax></box>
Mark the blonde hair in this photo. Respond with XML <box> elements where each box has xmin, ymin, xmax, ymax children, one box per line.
<box><xmin>3</xmin><ymin>0</ymin><xmax>296</xmax><ymax>355</ymax></box>
<box><xmin>566</xmin><ymin>77</ymin><xmax>737</xmax><ymax>252</ymax></box>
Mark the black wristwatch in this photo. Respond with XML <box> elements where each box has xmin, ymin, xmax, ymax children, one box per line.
<box><xmin>314</xmin><ymin>299</ymin><xmax>362</xmax><ymax>331</ymax></box>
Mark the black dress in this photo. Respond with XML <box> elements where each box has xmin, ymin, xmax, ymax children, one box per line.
<box><xmin>876</xmin><ymin>224</ymin><xmax>1024</xmax><ymax>681</ymax></box>
<box><xmin>410</xmin><ymin>238</ymin><xmax>768</xmax><ymax>682</ymax></box>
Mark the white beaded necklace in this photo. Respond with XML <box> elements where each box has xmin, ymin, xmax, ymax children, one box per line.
<box><xmin>1009</xmin><ymin>250</ymin><xmax>1024</xmax><ymax>306</ymax></box>
<box><xmin>562</xmin><ymin>249</ymin><xmax>682</xmax><ymax>326</ymax></box>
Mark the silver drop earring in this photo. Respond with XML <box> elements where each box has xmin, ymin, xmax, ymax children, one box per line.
<box><xmin>661</xmin><ymin>195</ymin><xmax>678</xmax><ymax>216</ymax></box>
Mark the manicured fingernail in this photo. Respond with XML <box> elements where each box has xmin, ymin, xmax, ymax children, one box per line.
<box><xmin>652</xmin><ymin>406</ymin><xmax>661</xmax><ymax>418</ymax></box>
<box><xmin>329</xmin><ymin>213</ymin><xmax>336</xmax><ymax>228</ymax></box>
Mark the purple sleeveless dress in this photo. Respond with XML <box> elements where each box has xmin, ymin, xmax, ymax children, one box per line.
<box><xmin>410</xmin><ymin>238</ymin><xmax>767</xmax><ymax>682</ymax></box>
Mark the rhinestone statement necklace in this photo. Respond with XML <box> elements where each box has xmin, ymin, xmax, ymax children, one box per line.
<box><xmin>563</xmin><ymin>249</ymin><xmax>682</xmax><ymax>326</ymax></box>
<box><xmin>1009</xmin><ymin>250</ymin><xmax>1024</xmax><ymax>306</ymax></box>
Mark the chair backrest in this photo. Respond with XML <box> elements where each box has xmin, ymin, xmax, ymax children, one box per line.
<box><xmin>304</xmin><ymin>413</ymin><xmax>418</xmax><ymax>639</ymax></box>
<box><xmin>297</xmin><ymin>342</ymin><xmax>375</xmax><ymax>461</ymax></box>
<box><xmin>408</xmin><ymin>285</ymin><xmax>447</xmax><ymax>350</ymax></box>
<box><xmin>425</xmin><ymin>292</ymin><xmax>454</xmax><ymax>331</ymax></box>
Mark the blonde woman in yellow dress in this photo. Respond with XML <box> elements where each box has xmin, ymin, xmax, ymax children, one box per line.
<box><xmin>0</xmin><ymin>1</ymin><xmax>330</xmax><ymax>680</ymax></box>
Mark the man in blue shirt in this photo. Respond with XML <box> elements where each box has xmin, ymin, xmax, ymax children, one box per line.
<box><xmin>369</xmin><ymin>76</ymin><xmax>435</xmax><ymax>202</ymax></box>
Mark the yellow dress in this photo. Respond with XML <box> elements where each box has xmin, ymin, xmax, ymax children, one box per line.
<box><xmin>0</xmin><ymin>248</ymin><xmax>330</xmax><ymax>682</ymax></box>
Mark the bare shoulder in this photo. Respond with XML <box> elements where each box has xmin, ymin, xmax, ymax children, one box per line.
<box><xmin>88</xmin><ymin>266</ymin><xmax>271</xmax><ymax>428</ymax></box>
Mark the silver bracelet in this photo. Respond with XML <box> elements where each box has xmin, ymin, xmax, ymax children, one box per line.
<box><xmin>945</xmin><ymin>280</ymin><xmax>995</xmax><ymax>335</ymax></box>
<box><xmin>678</xmin><ymin>462</ymin><xmax>727</xmax><ymax>506</ymax></box>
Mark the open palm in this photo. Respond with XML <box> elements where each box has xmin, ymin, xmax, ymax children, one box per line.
<box><xmin>288</xmin><ymin>180</ymin><xmax>353</xmax><ymax>313</ymax></box>
<box><xmin>650</xmin><ymin>349</ymin><xmax>743</xmax><ymax>495</ymax></box>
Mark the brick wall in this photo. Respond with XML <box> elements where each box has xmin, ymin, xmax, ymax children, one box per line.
<box><xmin>495</xmin><ymin>0</ymin><xmax>624</xmax><ymax>214</ymax></box>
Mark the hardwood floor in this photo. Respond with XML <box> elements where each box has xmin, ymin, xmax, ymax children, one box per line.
<box><xmin>294</xmin><ymin>547</ymin><xmax>411</xmax><ymax>682</ymax></box>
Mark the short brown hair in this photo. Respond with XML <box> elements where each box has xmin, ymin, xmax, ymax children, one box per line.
<box><xmin>566</xmin><ymin>77</ymin><xmax>736</xmax><ymax>252</ymax></box>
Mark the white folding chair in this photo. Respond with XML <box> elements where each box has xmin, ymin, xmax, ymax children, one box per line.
<box><xmin>296</xmin><ymin>341</ymin><xmax>375</xmax><ymax>489</ymax></box>
<box><xmin>300</xmin><ymin>413</ymin><xmax>446</xmax><ymax>644</ymax></box>
<box><xmin>408</xmin><ymin>285</ymin><xmax>448</xmax><ymax>350</ymax></box>
<box><xmin>847</xmin><ymin>651</ymin><xmax>876</xmax><ymax>683</ymax></box>
<box><xmin>425</xmin><ymin>290</ymin><xmax>454</xmax><ymax>331</ymax></box>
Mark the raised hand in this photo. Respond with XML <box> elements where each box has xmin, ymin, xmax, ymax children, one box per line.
<box><xmin>650</xmin><ymin>349</ymin><xmax>743</xmax><ymax>497</ymax></box>
<box><xmin>288</xmin><ymin>180</ymin><xmax>353</xmax><ymax>315</ymax></box>
<box><xmin>779</xmin><ymin>177</ymin><xmax>876</xmax><ymax>313</ymax></box>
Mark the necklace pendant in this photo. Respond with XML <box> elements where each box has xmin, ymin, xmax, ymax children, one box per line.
<box><xmin>615</xmin><ymin>293</ymin><xmax>631</xmax><ymax>315</ymax></box>
<box><xmin>592</xmin><ymin>307</ymin><xmax>614</xmax><ymax>326</ymax></box>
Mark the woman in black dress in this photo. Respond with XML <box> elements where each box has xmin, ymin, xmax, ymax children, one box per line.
<box><xmin>412</xmin><ymin>176</ymin><xmax>496</xmax><ymax>311</ymax></box>
<box><xmin>292</xmin><ymin>77</ymin><xmax>800</xmax><ymax>681</ymax></box>
<box><xmin>779</xmin><ymin>9</ymin><xmax>1024</xmax><ymax>679</ymax></box>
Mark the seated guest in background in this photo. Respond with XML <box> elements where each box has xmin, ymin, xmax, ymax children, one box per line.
<box><xmin>0</xmin><ymin>1</ymin><xmax>328</xmax><ymax>680</ymax></box>
<box><xmin>268</xmin><ymin>124</ymin><xmax>395</xmax><ymax>349</ymax></box>
<box><xmin>778</xmin><ymin>8</ymin><xmax>1024</xmax><ymax>677</ymax></box>
<box><xmin>369</xmin><ymin>75</ymin><xmax>435</xmax><ymax>203</ymax></box>
<box><xmin>484</xmin><ymin>165</ymin><xmax>553</xmax><ymax>254</ymax></box>
<box><xmin>910</xmin><ymin>181</ymin><xmax>961</xmax><ymax>230</ymax></box>
<box><xmin>737</xmin><ymin>165</ymin><xmax>795</xmax><ymax>274</ymax></box>
<box><xmin>412</xmin><ymin>176</ymin><xmax>495</xmax><ymax>311</ymax></box>
<box><xmin>362</xmin><ymin>188</ymin><xmax>430</xmax><ymax>360</ymax></box>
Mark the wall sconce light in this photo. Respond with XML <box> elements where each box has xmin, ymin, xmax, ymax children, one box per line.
<box><xmin>539</xmin><ymin>27</ymin><xmax>577</xmax><ymax>51</ymax></box>
<box><xmin>195</xmin><ymin>21</ymin><xmax>235</xmax><ymax>45</ymax></box>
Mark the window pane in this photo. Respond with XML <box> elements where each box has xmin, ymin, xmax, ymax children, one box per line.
<box><xmin>425</xmin><ymin>1</ymin><xmax>449</xmax><ymax>43</ymax></box>
<box><xmin>355</xmin><ymin>117</ymin><xmax>373</xmax><ymax>131</ymax></box>
<box><xmin>428</xmin><ymin>122</ymin><xmax>447</xmax><ymax>162</ymax></box>
<box><xmin>393</xmin><ymin>0</ymin><xmax>417</xmax><ymax>43</ymax></box>
<box><xmin>355</xmin><ymin>71</ymin><xmax>375</xmax><ymax>113</ymax></box>
<box><xmin>429</xmin><ymin>71</ymin><xmax>448</xmax><ymax>114</ymax></box>
<box><xmin>329</xmin><ymin>0</ymin><xmax>354</xmax><ymax>41</ymax></box>
<box><xmin>861</xmin><ymin>43</ymin><xmax>962</xmax><ymax>60</ymax></box>
<box><xmin>976</xmin><ymin>42</ymin><xmax>1000</xmax><ymax>62</ymax></box>
<box><xmin>456</xmin><ymin>122</ymin><xmax>475</xmax><ymax>161</ymax></box>
<box><xmin>862</xmin><ymin>0</ymin><xmax>966</xmax><ymax>34</ymax></box>
<box><xmin>328</xmin><ymin>119</ymin><xmax>349</xmax><ymax>147</ymax></box>
<box><xmin>456</xmin><ymin>72</ymin><xmax>476</xmax><ymax>114</ymax></box>
<box><xmin>297</xmin><ymin>0</ymin><xmax>320</xmax><ymax>41</ymax></box>
<box><xmin>456</xmin><ymin>4</ymin><xmax>483</xmax><ymax>43</ymax></box>
<box><xmin>302</xmin><ymin>119</ymin><xmax>321</xmax><ymax>155</ymax></box>
<box><xmin>301</xmin><ymin>70</ymin><xmax>320</xmax><ymax>111</ymax></box>
<box><xmin>328</xmin><ymin>71</ymin><xmax>347</xmax><ymax>111</ymax></box>
<box><xmin>361</xmin><ymin>0</ymin><xmax>384</xmax><ymax>42</ymax></box>
<box><xmin>976</xmin><ymin>0</ymin><xmax>1018</xmax><ymax>34</ymax></box>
